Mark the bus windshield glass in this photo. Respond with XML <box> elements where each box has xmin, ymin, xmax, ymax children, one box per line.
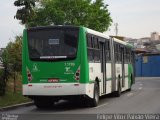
<box><xmin>27</xmin><ymin>27</ymin><xmax>79</xmax><ymax>61</ymax></box>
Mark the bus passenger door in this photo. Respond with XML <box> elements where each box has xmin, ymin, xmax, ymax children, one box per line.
<box><xmin>121</xmin><ymin>47</ymin><xmax>125</xmax><ymax>87</ymax></box>
<box><xmin>100</xmin><ymin>42</ymin><xmax>106</xmax><ymax>94</ymax></box>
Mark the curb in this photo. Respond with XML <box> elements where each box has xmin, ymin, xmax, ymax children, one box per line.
<box><xmin>0</xmin><ymin>102</ymin><xmax>34</xmax><ymax>111</ymax></box>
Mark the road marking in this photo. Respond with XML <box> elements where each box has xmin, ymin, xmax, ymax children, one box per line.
<box><xmin>139</xmin><ymin>87</ymin><xmax>142</xmax><ymax>90</ymax></box>
<box><xmin>127</xmin><ymin>93</ymin><xmax>134</xmax><ymax>97</ymax></box>
<box><xmin>95</xmin><ymin>103</ymin><xmax>109</xmax><ymax>108</ymax></box>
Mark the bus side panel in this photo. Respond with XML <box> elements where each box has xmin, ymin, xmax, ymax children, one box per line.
<box><xmin>106</xmin><ymin>63</ymin><xmax>112</xmax><ymax>94</ymax></box>
<box><xmin>22</xmin><ymin>29</ymin><xmax>29</xmax><ymax>95</ymax></box>
<box><xmin>115</xmin><ymin>63</ymin><xmax>122</xmax><ymax>91</ymax></box>
<box><xmin>124</xmin><ymin>63</ymin><xmax>129</xmax><ymax>91</ymax></box>
<box><xmin>79</xmin><ymin>27</ymin><xmax>89</xmax><ymax>84</ymax></box>
<box><xmin>79</xmin><ymin>27</ymin><xmax>94</xmax><ymax>98</ymax></box>
<box><xmin>128</xmin><ymin>63</ymin><xmax>133</xmax><ymax>88</ymax></box>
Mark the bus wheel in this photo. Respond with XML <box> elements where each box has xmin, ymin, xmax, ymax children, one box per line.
<box><xmin>88</xmin><ymin>82</ymin><xmax>99</xmax><ymax>107</ymax></box>
<box><xmin>114</xmin><ymin>81</ymin><xmax>121</xmax><ymax>97</ymax></box>
<box><xmin>128</xmin><ymin>87</ymin><xmax>131</xmax><ymax>91</ymax></box>
<box><xmin>34</xmin><ymin>99</ymin><xmax>53</xmax><ymax>109</ymax></box>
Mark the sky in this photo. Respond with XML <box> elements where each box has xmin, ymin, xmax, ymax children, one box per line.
<box><xmin>0</xmin><ymin>0</ymin><xmax>160</xmax><ymax>48</ymax></box>
<box><xmin>106</xmin><ymin>0</ymin><xmax>160</xmax><ymax>38</ymax></box>
<box><xmin>0</xmin><ymin>0</ymin><xmax>24</xmax><ymax>48</ymax></box>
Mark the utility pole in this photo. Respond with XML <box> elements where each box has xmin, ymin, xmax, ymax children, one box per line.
<box><xmin>114</xmin><ymin>23</ymin><xmax>118</xmax><ymax>36</ymax></box>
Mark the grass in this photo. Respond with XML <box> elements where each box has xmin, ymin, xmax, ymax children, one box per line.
<box><xmin>0</xmin><ymin>73</ymin><xmax>31</xmax><ymax>108</ymax></box>
<box><xmin>0</xmin><ymin>90</ymin><xmax>31</xmax><ymax>108</ymax></box>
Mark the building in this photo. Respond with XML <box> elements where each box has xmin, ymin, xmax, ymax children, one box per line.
<box><xmin>151</xmin><ymin>32</ymin><xmax>160</xmax><ymax>41</ymax></box>
<box><xmin>110</xmin><ymin>31</ymin><xmax>160</xmax><ymax>54</ymax></box>
<box><xmin>139</xmin><ymin>37</ymin><xmax>150</xmax><ymax>43</ymax></box>
<box><xmin>124</xmin><ymin>38</ymin><xmax>138</xmax><ymax>48</ymax></box>
<box><xmin>135</xmin><ymin>37</ymin><xmax>150</xmax><ymax>48</ymax></box>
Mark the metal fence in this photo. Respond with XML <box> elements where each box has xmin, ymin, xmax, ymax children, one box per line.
<box><xmin>136</xmin><ymin>54</ymin><xmax>160</xmax><ymax>77</ymax></box>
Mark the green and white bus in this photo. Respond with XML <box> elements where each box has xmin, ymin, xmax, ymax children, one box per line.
<box><xmin>22</xmin><ymin>26</ymin><xmax>135</xmax><ymax>108</ymax></box>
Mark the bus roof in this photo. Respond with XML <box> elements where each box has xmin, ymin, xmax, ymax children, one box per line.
<box><xmin>84</xmin><ymin>26</ymin><xmax>133</xmax><ymax>48</ymax></box>
<box><xmin>27</xmin><ymin>25</ymin><xmax>79</xmax><ymax>31</ymax></box>
<box><xmin>26</xmin><ymin>25</ymin><xmax>133</xmax><ymax>48</ymax></box>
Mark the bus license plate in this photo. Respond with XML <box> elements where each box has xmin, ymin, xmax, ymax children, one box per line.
<box><xmin>48</xmin><ymin>78</ymin><xmax>59</xmax><ymax>83</ymax></box>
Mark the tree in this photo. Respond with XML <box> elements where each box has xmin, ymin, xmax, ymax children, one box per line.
<box><xmin>1</xmin><ymin>36</ymin><xmax>22</xmax><ymax>93</ymax></box>
<box><xmin>6</xmin><ymin>36</ymin><xmax>22</xmax><ymax>73</ymax></box>
<box><xmin>7</xmin><ymin>36</ymin><xmax>22</xmax><ymax>93</ymax></box>
<box><xmin>0</xmin><ymin>49</ymin><xmax>10</xmax><ymax>96</ymax></box>
<box><xmin>0</xmin><ymin>69</ymin><xmax>7</xmax><ymax>96</ymax></box>
<box><xmin>14</xmin><ymin>0</ymin><xmax>36</xmax><ymax>25</ymax></box>
<box><xmin>15</xmin><ymin>0</ymin><xmax>112</xmax><ymax>32</ymax></box>
<box><xmin>88</xmin><ymin>0</ymin><xmax>112</xmax><ymax>32</ymax></box>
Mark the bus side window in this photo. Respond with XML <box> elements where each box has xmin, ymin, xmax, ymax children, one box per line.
<box><xmin>94</xmin><ymin>37</ymin><xmax>99</xmax><ymax>49</ymax></box>
<box><xmin>123</xmin><ymin>47</ymin><xmax>126</xmax><ymax>63</ymax></box>
<box><xmin>128</xmin><ymin>49</ymin><xmax>131</xmax><ymax>63</ymax></box>
<box><xmin>87</xmin><ymin>34</ymin><xmax>94</xmax><ymax>62</ymax></box>
<box><xmin>94</xmin><ymin>49</ymin><xmax>100</xmax><ymax>62</ymax></box>
<box><xmin>117</xmin><ymin>44</ymin><xmax>121</xmax><ymax>62</ymax></box>
<box><xmin>88</xmin><ymin>48</ymin><xmax>94</xmax><ymax>62</ymax></box>
<box><xmin>87</xmin><ymin>34</ymin><xmax>92</xmax><ymax>48</ymax></box>
<box><xmin>124</xmin><ymin>47</ymin><xmax>128</xmax><ymax>63</ymax></box>
<box><xmin>126</xmin><ymin>48</ymin><xmax>130</xmax><ymax>63</ymax></box>
<box><xmin>109</xmin><ymin>40</ymin><xmax>111</xmax><ymax>61</ymax></box>
<box><xmin>119</xmin><ymin>45</ymin><xmax>122</xmax><ymax>62</ymax></box>
<box><xmin>114</xmin><ymin>43</ymin><xmax>118</xmax><ymax>63</ymax></box>
<box><xmin>91</xmin><ymin>36</ymin><xmax>94</xmax><ymax>48</ymax></box>
<box><xmin>105</xmin><ymin>40</ymin><xmax>110</xmax><ymax>61</ymax></box>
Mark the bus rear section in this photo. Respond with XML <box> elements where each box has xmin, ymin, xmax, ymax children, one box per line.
<box><xmin>22</xmin><ymin>26</ymin><xmax>93</xmax><ymax>108</ymax></box>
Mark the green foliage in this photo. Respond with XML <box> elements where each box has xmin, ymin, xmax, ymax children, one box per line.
<box><xmin>14</xmin><ymin>0</ymin><xmax>36</xmax><ymax>24</ymax></box>
<box><xmin>14</xmin><ymin>0</ymin><xmax>112</xmax><ymax>32</ymax></box>
<box><xmin>0</xmin><ymin>36</ymin><xmax>22</xmax><ymax>95</ymax></box>
<box><xmin>0</xmin><ymin>69</ymin><xmax>6</xmax><ymax>96</ymax></box>
<box><xmin>4</xmin><ymin>36</ymin><xmax>22</xmax><ymax>73</ymax></box>
<box><xmin>0</xmin><ymin>49</ymin><xmax>10</xmax><ymax>96</ymax></box>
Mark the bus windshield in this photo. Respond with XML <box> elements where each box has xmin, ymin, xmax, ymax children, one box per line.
<box><xmin>27</xmin><ymin>27</ymin><xmax>79</xmax><ymax>61</ymax></box>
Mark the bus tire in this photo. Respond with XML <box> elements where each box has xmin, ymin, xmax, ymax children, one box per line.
<box><xmin>34</xmin><ymin>99</ymin><xmax>53</xmax><ymax>109</ymax></box>
<box><xmin>128</xmin><ymin>87</ymin><xmax>131</xmax><ymax>91</ymax></box>
<box><xmin>88</xmin><ymin>82</ymin><xmax>99</xmax><ymax>107</ymax></box>
<box><xmin>114</xmin><ymin>81</ymin><xmax>121</xmax><ymax>97</ymax></box>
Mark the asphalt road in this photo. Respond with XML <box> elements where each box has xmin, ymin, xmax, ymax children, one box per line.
<box><xmin>1</xmin><ymin>77</ymin><xmax>160</xmax><ymax>120</ymax></box>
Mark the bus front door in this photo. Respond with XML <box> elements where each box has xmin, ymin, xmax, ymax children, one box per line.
<box><xmin>100</xmin><ymin>42</ymin><xmax>106</xmax><ymax>94</ymax></box>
